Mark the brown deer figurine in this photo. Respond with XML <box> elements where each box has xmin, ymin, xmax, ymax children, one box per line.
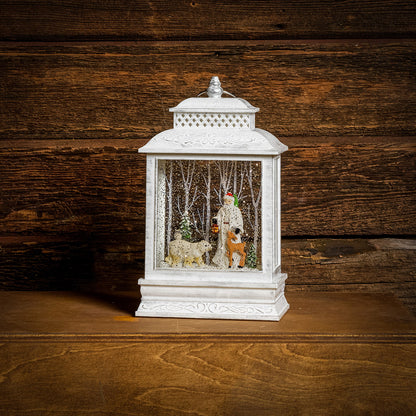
<box><xmin>226</xmin><ymin>230</ymin><xmax>246</xmax><ymax>268</ymax></box>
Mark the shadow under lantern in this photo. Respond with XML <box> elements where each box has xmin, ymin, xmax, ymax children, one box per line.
<box><xmin>136</xmin><ymin>76</ymin><xmax>289</xmax><ymax>321</ymax></box>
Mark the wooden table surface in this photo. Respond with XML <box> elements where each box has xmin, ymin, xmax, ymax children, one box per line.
<box><xmin>1</xmin><ymin>291</ymin><xmax>415</xmax><ymax>340</ymax></box>
<box><xmin>1</xmin><ymin>291</ymin><xmax>415</xmax><ymax>416</ymax></box>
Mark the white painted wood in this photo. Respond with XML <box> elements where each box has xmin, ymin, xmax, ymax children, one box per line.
<box><xmin>144</xmin><ymin>156</ymin><xmax>156</xmax><ymax>273</ymax></box>
<box><xmin>170</xmin><ymin>97</ymin><xmax>259</xmax><ymax>113</ymax></box>
<box><xmin>261</xmin><ymin>158</ymin><xmax>274</xmax><ymax>276</ymax></box>
<box><xmin>274</xmin><ymin>156</ymin><xmax>282</xmax><ymax>269</ymax></box>
<box><xmin>139</xmin><ymin>128</ymin><xmax>287</xmax><ymax>155</ymax></box>
<box><xmin>136</xmin><ymin>273</ymin><xmax>288</xmax><ymax>321</ymax></box>
<box><xmin>137</xmin><ymin>77</ymin><xmax>289</xmax><ymax>321</ymax></box>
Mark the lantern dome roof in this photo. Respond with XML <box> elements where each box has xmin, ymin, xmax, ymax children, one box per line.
<box><xmin>139</xmin><ymin>77</ymin><xmax>288</xmax><ymax>156</ymax></box>
<box><xmin>139</xmin><ymin>128</ymin><xmax>287</xmax><ymax>155</ymax></box>
<box><xmin>170</xmin><ymin>97</ymin><xmax>259</xmax><ymax>114</ymax></box>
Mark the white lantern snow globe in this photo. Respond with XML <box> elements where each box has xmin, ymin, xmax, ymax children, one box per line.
<box><xmin>136</xmin><ymin>76</ymin><xmax>289</xmax><ymax>321</ymax></box>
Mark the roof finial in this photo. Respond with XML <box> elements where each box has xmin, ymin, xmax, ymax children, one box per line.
<box><xmin>207</xmin><ymin>76</ymin><xmax>223</xmax><ymax>98</ymax></box>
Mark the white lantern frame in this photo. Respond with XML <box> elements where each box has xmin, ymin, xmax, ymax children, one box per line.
<box><xmin>136</xmin><ymin>77</ymin><xmax>289</xmax><ymax>321</ymax></box>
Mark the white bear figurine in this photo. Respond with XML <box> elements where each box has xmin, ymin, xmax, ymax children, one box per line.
<box><xmin>166</xmin><ymin>238</ymin><xmax>212</xmax><ymax>267</ymax></box>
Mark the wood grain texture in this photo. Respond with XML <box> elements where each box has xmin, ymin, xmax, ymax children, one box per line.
<box><xmin>1</xmin><ymin>138</ymin><xmax>414</xmax><ymax>308</ymax></box>
<box><xmin>282</xmin><ymin>137</ymin><xmax>416</xmax><ymax>236</ymax></box>
<box><xmin>0</xmin><ymin>0</ymin><xmax>415</xmax><ymax>343</ymax></box>
<box><xmin>283</xmin><ymin>238</ymin><xmax>416</xmax><ymax>313</ymax></box>
<box><xmin>1</xmin><ymin>236</ymin><xmax>414</xmax><ymax>313</ymax></box>
<box><xmin>0</xmin><ymin>237</ymin><xmax>94</xmax><ymax>290</ymax></box>
<box><xmin>1</xmin><ymin>341</ymin><xmax>414</xmax><ymax>416</ymax></box>
<box><xmin>0</xmin><ymin>3</ymin><xmax>415</xmax><ymax>412</ymax></box>
<box><xmin>1</xmin><ymin>292</ymin><xmax>414</xmax><ymax>415</ymax></box>
<box><xmin>1</xmin><ymin>290</ymin><xmax>415</xmax><ymax>416</ymax></box>
<box><xmin>0</xmin><ymin>0</ymin><xmax>415</xmax><ymax>41</ymax></box>
<box><xmin>0</xmin><ymin>140</ymin><xmax>146</xmax><ymax>236</ymax></box>
<box><xmin>1</xmin><ymin>291</ymin><xmax>415</xmax><ymax>338</ymax></box>
<box><xmin>1</xmin><ymin>41</ymin><xmax>415</xmax><ymax>138</ymax></box>
<box><xmin>1</xmin><ymin>138</ymin><xmax>414</xmax><ymax>237</ymax></box>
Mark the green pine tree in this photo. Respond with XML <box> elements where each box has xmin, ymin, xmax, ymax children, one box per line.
<box><xmin>246</xmin><ymin>243</ymin><xmax>257</xmax><ymax>268</ymax></box>
<box><xmin>233</xmin><ymin>194</ymin><xmax>239</xmax><ymax>207</ymax></box>
<box><xmin>180</xmin><ymin>211</ymin><xmax>192</xmax><ymax>241</ymax></box>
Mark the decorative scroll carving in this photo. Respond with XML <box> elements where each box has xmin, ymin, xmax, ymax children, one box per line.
<box><xmin>137</xmin><ymin>301</ymin><xmax>276</xmax><ymax>316</ymax></box>
<box><xmin>154</xmin><ymin>130</ymin><xmax>258</xmax><ymax>148</ymax></box>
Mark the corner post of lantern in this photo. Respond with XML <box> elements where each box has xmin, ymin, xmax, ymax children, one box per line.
<box><xmin>144</xmin><ymin>154</ymin><xmax>157</xmax><ymax>274</ymax></box>
<box><xmin>274</xmin><ymin>155</ymin><xmax>282</xmax><ymax>270</ymax></box>
<box><xmin>136</xmin><ymin>76</ymin><xmax>289</xmax><ymax>321</ymax></box>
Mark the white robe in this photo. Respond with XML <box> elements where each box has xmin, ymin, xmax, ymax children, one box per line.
<box><xmin>212</xmin><ymin>204</ymin><xmax>244</xmax><ymax>269</ymax></box>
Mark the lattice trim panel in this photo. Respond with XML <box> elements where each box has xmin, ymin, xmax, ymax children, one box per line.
<box><xmin>174</xmin><ymin>113</ymin><xmax>251</xmax><ymax>129</ymax></box>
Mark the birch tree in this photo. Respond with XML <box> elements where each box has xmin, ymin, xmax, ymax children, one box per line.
<box><xmin>232</xmin><ymin>161</ymin><xmax>246</xmax><ymax>203</ymax></box>
<box><xmin>214</xmin><ymin>161</ymin><xmax>245</xmax><ymax>205</ymax></box>
<box><xmin>176</xmin><ymin>160</ymin><xmax>199</xmax><ymax>216</ymax></box>
<box><xmin>176</xmin><ymin>160</ymin><xmax>199</xmax><ymax>241</ymax></box>
<box><xmin>214</xmin><ymin>160</ymin><xmax>233</xmax><ymax>204</ymax></box>
<box><xmin>245</xmin><ymin>161</ymin><xmax>261</xmax><ymax>249</ymax></box>
<box><xmin>164</xmin><ymin>161</ymin><xmax>174</xmax><ymax>248</ymax></box>
<box><xmin>191</xmin><ymin>162</ymin><xmax>212</xmax><ymax>263</ymax></box>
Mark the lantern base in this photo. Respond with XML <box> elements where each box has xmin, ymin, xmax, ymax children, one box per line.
<box><xmin>136</xmin><ymin>274</ymin><xmax>289</xmax><ymax>321</ymax></box>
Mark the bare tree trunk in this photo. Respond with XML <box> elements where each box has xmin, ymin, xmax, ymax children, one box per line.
<box><xmin>165</xmin><ymin>161</ymin><xmax>173</xmax><ymax>250</ymax></box>
<box><xmin>205</xmin><ymin>162</ymin><xmax>211</xmax><ymax>237</ymax></box>
<box><xmin>204</xmin><ymin>162</ymin><xmax>211</xmax><ymax>263</ymax></box>
<box><xmin>233</xmin><ymin>161</ymin><xmax>246</xmax><ymax>203</ymax></box>
<box><xmin>233</xmin><ymin>161</ymin><xmax>237</xmax><ymax>195</ymax></box>
<box><xmin>246</xmin><ymin>161</ymin><xmax>261</xmax><ymax>249</ymax></box>
<box><xmin>179</xmin><ymin>160</ymin><xmax>198</xmax><ymax>213</ymax></box>
<box><xmin>253</xmin><ymin>205</ymin><xmax>259</xmax><ymax>249</ymax></box>
<box><xmin>215</xmin><ymin>160</ymin><xmax>233</xmax><ymax>204</ymax></box>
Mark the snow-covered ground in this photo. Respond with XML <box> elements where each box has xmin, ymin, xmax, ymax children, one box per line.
<box><xmin>159</xmin><ymin>261</ymin><xmax>261</xmax><ymax>272</ymax></box>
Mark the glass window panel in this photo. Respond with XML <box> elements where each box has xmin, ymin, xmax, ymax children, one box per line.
<box><xmin>156</xmin><ymin>159</ymin><xmax>262</xmax><ymax>271</ymax></box>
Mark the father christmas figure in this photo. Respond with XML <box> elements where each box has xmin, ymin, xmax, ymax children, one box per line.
<box><xmin>212</xmin><ymin>193</ymin><xmax>244</xmax><ymax>268</ymax></box>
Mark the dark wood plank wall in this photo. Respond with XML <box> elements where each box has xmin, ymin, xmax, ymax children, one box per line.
<box><xmin>0</xmin><ymin>1</ymin><xmax>415</xmax><ymax>311</ymax></box>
